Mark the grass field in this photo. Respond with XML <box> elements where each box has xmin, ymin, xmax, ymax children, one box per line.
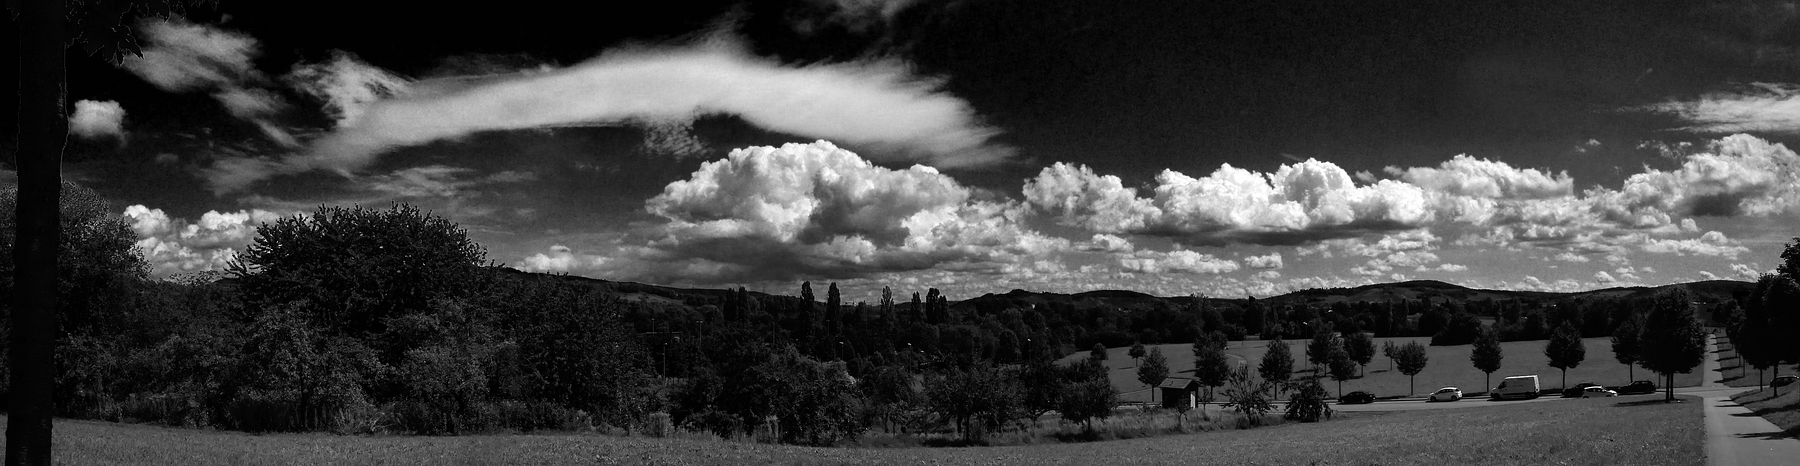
<box><xmin>20</xmin><ymin>395</ymin><xmax>1703</xmax><ymax>465</ymax></box>
<box><xmin>1065</xmin><ymin>336</ymin><xmax>1701</xmax><ymax>402</ymax></box>
<box><xmin>1713</xmin><ymin>335</ymin><xmax>1800</xmax><ymax>388</ymax></box>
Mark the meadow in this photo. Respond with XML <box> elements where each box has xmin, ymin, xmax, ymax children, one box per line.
<box><xmin>25</xmin><ymin>394</ymin><xmax>1702</xmax><ymax>465</ymax></box>
<box><xmin>1061</xmin><ymin>336</ymin><xmax>1702</xmax><ymax>402</ymax></box>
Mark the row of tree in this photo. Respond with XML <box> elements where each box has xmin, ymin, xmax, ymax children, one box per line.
<box><xmin>1721</xmin><ymin>248</ymin><xmax>1800</xmax><ymax>395</ymax></box>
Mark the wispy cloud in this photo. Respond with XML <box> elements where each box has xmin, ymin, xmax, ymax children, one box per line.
<box><xmin>119</xmin><ymin>18</ymin><xmax>296</xmax><ymax>146</ymax></box>
<box><xmin>1640</xmin><ymin>82</ymin><xmax>1800</xmax><ymax>133</ymax></box>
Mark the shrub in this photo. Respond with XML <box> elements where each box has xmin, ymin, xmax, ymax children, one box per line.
<box><xmin>1283</xmin><ymin>378</ymin><xmax>1334</xmax><ymax>422</ymax></box>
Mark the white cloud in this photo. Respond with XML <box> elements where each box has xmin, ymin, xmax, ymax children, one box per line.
<box><xmin>69</xmin><ymin>100</ymin><xmax>126</xmax><ymax>139</ymax></box>
<box><xmin>1636</xmin><ymin>230</ymin><xmax>1750</xmax><ymax>259</ymax></box>
<box><xmin>119</xmin><ymin>18</ymin><xmax>294</xmax><ymax>146</ymax></box>
<box><xmin>215</xmin><ymin>38</ymin><xmax>1009</xmax><ymax>193</ymax></box>
<box><xmin>539</xmin><ymin>141</ymin><xmax>1056</xmax><ymax>284</ymax></box>
<box><xmin>1244</xmin><ymin>252</ymin><xmax>1283</xmax><ymax>269</ymax></box>
<box><xmin>1553</xmin><ymin>252</ymin><xmax>1591</xmax><ymax>263</ymax></box>
<box><xmin>1641</xmin><ymin>82</ymin><xmax>1800</xmax><ymax>134</ymax></box>
<box><xmin>1388</xmin><ymin>154</ymin><xmax>1572</xmax><ymax>199</ymax></box>
<box><xmin>1593</xmin><ymin>271</ymin><xmax>1617</xmax><ymax>284</ymax></box>
<box><xmin>1119</xmin><ymin>249</ymin><xmax>1240</xmax><ymax>275</ymax></box>
<box><xmin>124</xmin><ymin>205</ymin><xmax>289</xmax><ymax>276</ymax></box>
<box><xmin>1731</xmin><ymin>263</ymin><xmax>1765</xmax><ymax>280</ymax></box>
<box><xmin>1700</xmin><ymin>271</ymin><xmax>1721</xmax><ymax>280</ymax></box>
<box><xmin>285</xmin><ymin>51</ymin><xmax>412</xmax><ymax>129</ymax></box>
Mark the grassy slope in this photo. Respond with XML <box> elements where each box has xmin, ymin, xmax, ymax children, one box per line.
<box><xmin>1070</xmin><ymin>337</ymin><xmax>1701</xmax><ymax>401</ymax></box>
<box><xmin>30</xmin><ymin>395</ymin><xmax>1702</xmax><ymax>465</ymax></box>
<box><xmin>1712</xmin><ymin>336</ymin><xmax>1800</xmax><ymax>388</ymax></box>
<box><xmin>1731</xmin><ymin>386</ymin><xmax>1800</xmax><ymax>435</ymax></box>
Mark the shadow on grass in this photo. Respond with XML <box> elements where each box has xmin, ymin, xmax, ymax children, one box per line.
<box><xmin>1614</xmin><ymin>398</ymin><xmax>1686</xmax><ymax>407</ymax></box>
<box><xmin>1733</xmin><ymin>430</ymin><xmax>1800</xmax><ymax>440</ymax></box>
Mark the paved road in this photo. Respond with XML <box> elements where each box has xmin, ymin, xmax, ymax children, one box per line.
<box><xmin>1690</xmin><ymin>334</ymin><xmax>1800</xmax><ymax>466</ymax></box>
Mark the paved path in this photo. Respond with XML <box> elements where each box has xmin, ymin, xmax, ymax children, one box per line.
<box><xmin>1692</xmin><ymin>333</ymin><xmax>1800</xmax><ymax>466</ymax></box>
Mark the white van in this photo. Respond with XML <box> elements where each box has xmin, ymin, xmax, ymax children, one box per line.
<box><xmin>1491</xmin><ymin>375</ymin><xmax>1540</xmax><ymax>400</ymax></box>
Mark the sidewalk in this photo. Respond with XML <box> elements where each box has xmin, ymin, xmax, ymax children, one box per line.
<box><xmin>1698</xmin><ymin>334</ymin><xmax>1800</xmax><ymax>466</ymax></box>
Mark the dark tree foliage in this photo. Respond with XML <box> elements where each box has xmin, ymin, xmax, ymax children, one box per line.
<box><xmin>1284</xmin><ymin>377</ymin><xmax>1334</xmax><ymax>422</ymax></box>
<box><xmin>1136</xmin><ymin>347</ymin><xmax>1170</xmax><ymax>395</ymax></box>
<box><xmin>1612</xmin><ymin>313</ymin><xmax>1643</xmax><ymax>382</ymax></box>
<box><xmin>1056</xmin><ymin>376</ymin><xmax>1117</xmax><ymax>430</ymax></box>
<box><xmin>1472</xmin><ymin>327</ymin><xmax>1504</xmax><ymax>391</ymax></box>
<box><xmin>1544</xmin><ymin>321</ymin><xmax>1587</xmax><ymax>390</ymax></box>
<box><xmin>1638</xmin><ymin>288</ymin><xmax>1707</xmax><ymax>402</ymax></box>
<box><xmin>230</xmin><ymin>204</ymin><xmax>488</xmax><ymax>340</ymax></box>
<box><xmin>1259</xmin><ymin>337</ymin><xmax>1294</xmax><ymax>398</ymax></box>
<box><xmin>927</xmin><ymin>364</ymin><xmax>1021</xmax><ymax>443</ymax></box>
<box><xmin>1128</xmin><ymin>342</ymin><xmax>1147</xmax><ymax>365</ymax></box>
<box><xmin>1396</xmin><ymin>341</ymin><xmax>1429</xmax><ymax>395</ymax></box>
<box><xmin>1218</xmin><ymin>365</ymin><xmax>1274</xmax><ymax>426</ymax></box>
<box><xmin>1343</xmin><ymin>332</ymin><xmax>1375</xmax><ymax>376</ymax></box>
<box><xmin>1090</xmin><ymin>343</ymin><xmax>1108</xmax><ymax>362</ymax></box>
<box><xmin>1431</xmin><ymin>312</ymin><xmax>1484</xmax><ymax>346</ymax></box>
<box><xmin>1192</xmin><ymin>334</ymin><xmax>1230</xmax><ymax>407</ymax></box>
<box><xmin>1326</xmin><ymin>344</ymin><xmax>1357</xmax><ymax>397</ymax></box>
<box><xmin>1305</xmin><ymin>324</ymin><xmax>1335</xmax><ymax>369</ymax></box>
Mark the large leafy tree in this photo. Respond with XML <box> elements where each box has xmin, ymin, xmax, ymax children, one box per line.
<box><xmin>1343</xmin><ymin>332</ymin><xmax>1375</xmax><ymax>376</ymax></box>
<box><xmin>1192</xmin><ymin>333</ymin><xmax>1230</xmax><ymax>409</ymax></box>
<box><xmin>1396</xmin><ymin>341</ymin><xmax>1429</xmax><ymax>396</ymax></box>
<box><xmin>229</xmin><ymin>204</ymin><xmax>488</xmax><ymax>341</ymax></box>
<box><xmin>1259</xmin><ymin>337</ymin><xmax>1294</xmax><ymax>399</ymax></box>
<box><xmin>11</xmin><ymin>1</ymin><xmax>212</xmax><ymax>462</ymax></box>
<box><xmin>1638</xmin><ymin>287</ymin><xmax>1707</xmax><ymax>402</ymax></box>
<box><xmin>1611</xmin><ymin>313</ymin><xmax>1643</xmax><ymax>383</ymax></box>
<box><xmin>1135</xmin><ymin>347</ymin><xmax>1169</xmax><ymax>402</ymax></box>
<box><xmin>1471</xmin><ymin>327</ymin><xmax>1503</xmax><ymax>393</ymax></box>
<box><xmin>1544</xmin><ymin>321</ymin><xmax>1586</xmax><ymax>390</ymax></box>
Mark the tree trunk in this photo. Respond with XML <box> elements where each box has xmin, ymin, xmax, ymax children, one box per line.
<box><xmin>1628</xmin><ymin>363</ymin><xmax>1633</xmax><ymax>383</ymax></box>
<box><xmin>10</xmin><ymin>0</ymin><xmax>69</xmax><ymax>463</ymax></box>
<box><xmin>1665</xmin><ymin>373</ymin><xmax>1675</xmax><ymax>402</ymax></box>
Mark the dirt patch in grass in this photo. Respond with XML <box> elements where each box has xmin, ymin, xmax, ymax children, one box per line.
<box><xmin>23</xmin><ymin>395</ymin><xmax>1702</xmax><ymax>465</ymax></box>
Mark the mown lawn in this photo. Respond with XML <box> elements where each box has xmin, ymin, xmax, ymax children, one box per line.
<box><xmin>22</xmin><ymin>395</ymin><xmax>1702</xmax><ymax>465</ymax></box>
<box><xmin>1731</xmin><ymin>387</ymin><xmax>1800</xmax><ymax>435</ymax></box>
<box><xmin>1067</xmin><ymin>337</ymin><xmax>1699</xmax><ymax>402</ymax></box>
<box><xmin>1713</xmin><ymin>335</ymin><xmax>1800</xmax><ymax>388</ymax></box>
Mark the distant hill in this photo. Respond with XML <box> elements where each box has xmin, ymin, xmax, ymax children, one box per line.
<box><xmin>489</xmin><ymin>267</ymin><xmax>1756</xmax><ymax>314</ymax></box>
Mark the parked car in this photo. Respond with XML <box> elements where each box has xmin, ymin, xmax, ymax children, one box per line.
<box><xmin>1340</xmin><ymin>391</ymin><xmax>1376</xmax><ymax>404</ymax></box>
<box><xmin>1616</xmin><ymin>380</ymin><xmax>1657</xmax><ymax>395</ymax></box>
<box><xmin>1429</xmin><ymin>387</ymin><xmax>1462</xmax><ymax>402</ymax></box>
<box><xmin>1562</xmin><ymin>382</ymin><xmax>1602</xmax><ymax>398</ymax></box>
<box><xmin>1491</xmin><ymin>375</ymin><xmax>1540</xmax><ymax>400</ymax></box>
<box><xmin>1581</xmin><ymin>386</ymin><xmax>1619</xmax><ymax>398</ymax></box>
<box><xmin>1773</xmin><ymin>375</ymin><xmax>1799</xmax><ymax>388</ymax></box>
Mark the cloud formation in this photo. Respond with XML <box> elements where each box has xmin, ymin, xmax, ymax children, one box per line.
<box><xmin>119</xmin><ymin>18</ymin><xmax>294</xmax><ymax>146</ymax></box>
<box><xmin>212</xmin><ymin>38</ymin><xmax>1009</xmax><ymax>192</ymax></box>
<box><xmin>521</xmin><ymin>141</ymin><xmax>1051</xmax><ymax>283</ymax></box>
<box><xmin>69</xmin><ymin>100</ymin><xmax>126</xmax><ymax>139</ymax></box>
<box><xmin>1119</xmin><ymin>249</ymin><xmax>1240</xmax><ymax>275</ymax></box>
<box><xmin>1642</xmin><ymin>82</ymin><xmax>1800</xmax><ymax>133</ymax></box>
<box><xmin>124</xmin><ymin>205</ymin><xmax>287</xmax><ymax>276</ymax></box>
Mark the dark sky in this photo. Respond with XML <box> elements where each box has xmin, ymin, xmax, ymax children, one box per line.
<box><xmin>5</xmin><ymin>0</ymin><xmax>1797</xmax><ymax>300</ymax></box>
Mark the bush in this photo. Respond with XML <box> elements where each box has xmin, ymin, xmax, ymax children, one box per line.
<box><xmin>1283</xmin><ymin>378</ymin><xmax>1334</xmax><ymax>422</ymax></box>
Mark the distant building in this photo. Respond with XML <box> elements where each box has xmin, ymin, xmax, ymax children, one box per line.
<box><xmin>1158</xmin><ymin>377</ymin><xmax>1201</xmax><ymax>409</ymax></box>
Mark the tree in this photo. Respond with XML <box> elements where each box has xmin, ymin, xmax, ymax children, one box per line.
<box><xmin>1089</xmin><ymin>343</ymin><xmax>1108</xmax><ymax>363</ymax></box>
<box><xmin>1057</xmin><ymin>362</ymin><xmax>1117</xmax><ymax>430</ymax></box>
<box><xmin>1284</xmin><ymin>377</ymin><xmax>1334</xmax><ymax>422</ymax></box>
<box><xmin>1259</xmin><ymin>337</ymin><xmax>1294</xmax><ymax>399</ymax></box>
<box><xmin>1611</xmin><ymin>313</ymin><xmax>1643</xmax><ymax>383</ymax></box>
<box><xmin>1382</xmin><ymin>340</ymin><xmax>1398</xmax><ymax>371</ymax></box>
<box><xmin>1544</xmin><ymin>321</ymin><xmax>1586</xmax><ymax>390</ymax></box>
<box><xmin>1218</xmin><ymin>365</ymin><xmax>1274</xmax><ymax>427</ymax></box>
<box><xmin>1344</xmin><ymin>332</ymin><xmax>1375</xmax><ymax>376</ymax></box>
<box><xmin>12</xmin><ymin>1</ymin><xmax>213</xmax><ymax>462</ymax></box>
<box><xmin>1396</xmin><ymin>341</ymin><xmax>1430</xmax><ymax>395</ymax></box>
<box><xmin>1128</xmin><ymin>342</ymin><xmax>1147</xmax><ymax>367</ymax></box>
<box><xmin>1431</xmin><ymin>312</ymin><xmax>1484</xmax><ymax>346</ymax></box>
<box><xmin>1762</xmin><ymin>275</ymin><xmax>1800</xmax><ymax>396</ymax></box>
<box><xmin>1192</xmin><ymin>334</ymin><xmax>1231</xmax><ymax>410</ymax></box>
<box><xmin>1326</xmin><ymin>344</ymin><xmax>1357</xmax><ymax>398</ymax></box>
<box><xmin>1638</xmin><ymin>287</ymin><xmax>1707</xmax><ymax>402</ymax></box>
<box><xmin>1136</xmin><ymin>347</ymin><xmax>1170</xmax><ymax>403</ymax></box>
<box><xmin>1471</xmin><ymin>327</ymin><xmax>1503</xmax><ymax>392</ymax></box>
<box><xmin>1306</xmin><ymin>324</ymin><xmax>1336</xmax><ymax>372</ymax></box>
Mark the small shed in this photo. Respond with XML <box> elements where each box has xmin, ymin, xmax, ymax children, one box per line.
<box><xmin>1158</xmin><ymin>377</ymin><xmax>1201</xmax><ymax>409</ymax></box>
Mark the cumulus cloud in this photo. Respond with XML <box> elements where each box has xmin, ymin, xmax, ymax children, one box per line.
<box><xmin>1387</xmin><ymin>154</ymin><xmax>1572</xmax><ymax>199</ymax></box>
<box><xmin>1635</xmin><ymin>230</ymin><xmax>1751</xmax><ymax>259</ymax></box>
<box><xmin>1731</xmin><ymin>263</ymin><xmax>1765</xmax><ymax>280</ymax></box>
<box><xmin>1244</xmin><ymin>252</ymin><xmax>1283</xmax><ymax>269</ymax></box>
<box><xmin>1118</xmin><ymin>249</ymin><xmax>1240</xmax><ymax>275</ymax></box>
<box><xmin>1593</xmin><ymin>271</ymin><xmax>1617</xmax><ymax>284</ymax></box>
<box><xmin>69</xmin><ymin>100</ymin><xmax>126</xmax><ymax>140</ymax></box>
<box><xmin>124</xmin><ymin>205</ymin><xmax>288</xmax><ymax>276</ymax></box>
<box><xmin>119</xmin><ymin>18</ymin><xmax>294</xmax><ymax>146</ymax></box>
<box><xmin>1642</xmin><ymin>82</ymin><xmax>1800</xmax><ymax>134</ymax></box>
<box><xmin>528</xmin><ymin>141</ymin><xmax>1053</xmax><ymax>284</ymax></box>
<box><xmin>215</xmin><ymin>38</ymin><xmax>1009</xmax><ymax>192</ymax></box>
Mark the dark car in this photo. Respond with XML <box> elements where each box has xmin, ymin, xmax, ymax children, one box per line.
<box><xmin>1616</xmin><ymin>380</ymin><xmax>1657</xmax><ymax>395</ymax></box>
<box><xmin>1339</xmin><ymin>391</ymin><xmax>1376</xmax><ymax>404</ymax></box>
<box><xmin>1773</xmin><ymin>375</ymin><xmax>1799</xmax><ymax>388</ymax></box>
<box><xmin>1562</xmin><ymin>382</ymin><xmax>1602</xmax><ymax>398</ymax></box>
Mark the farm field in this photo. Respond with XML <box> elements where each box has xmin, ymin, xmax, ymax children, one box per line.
<box><xmin>1063</xmin><ymin>336</ymin><xmax>1701</xmax><ymax>402</ymax></box>
<box><xmin>20</xmin><ymin>395</ymin><xmax>1702</xmax><ymax>465</ymax></box>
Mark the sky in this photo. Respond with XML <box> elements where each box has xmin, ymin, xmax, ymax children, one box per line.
<box><xmin>3</xmin><ymin>0</ymin><xmax>1799</xmax><ymax>302</ymax></box>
